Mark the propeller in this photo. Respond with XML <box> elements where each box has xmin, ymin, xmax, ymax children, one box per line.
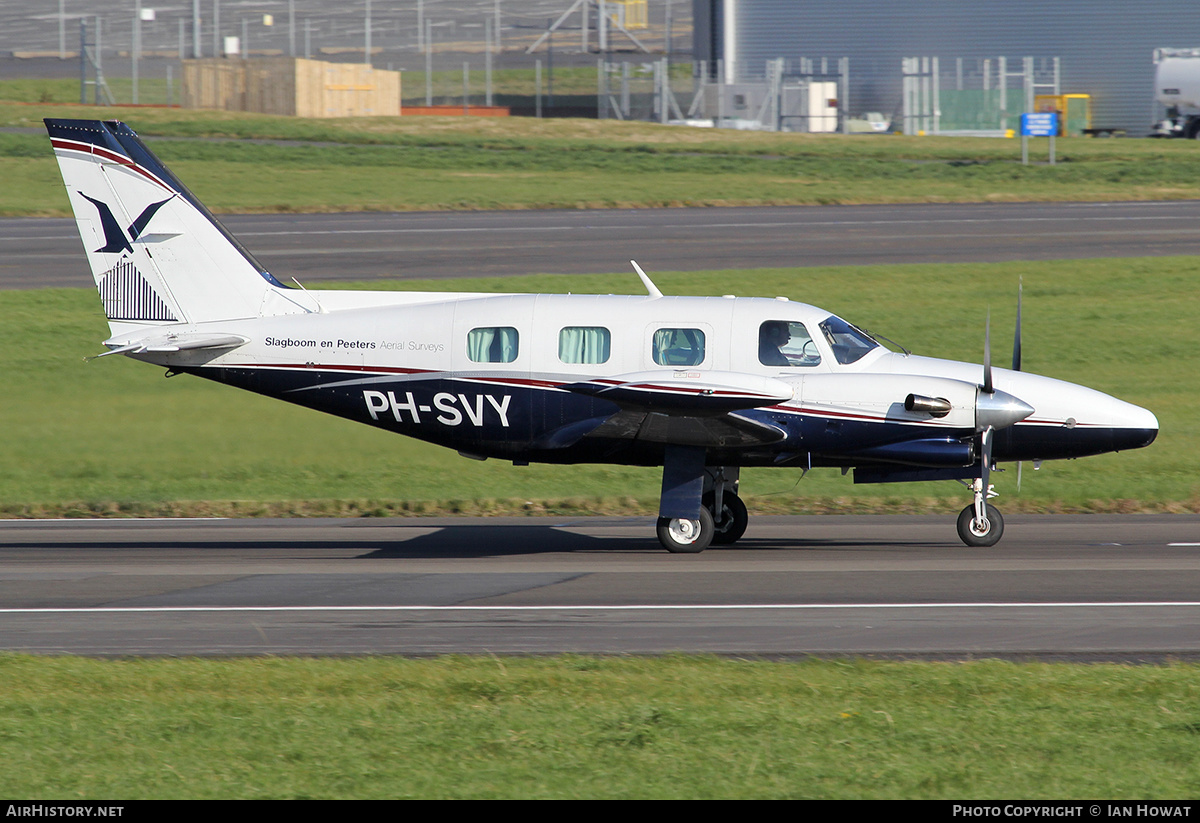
<box><xmin>973</xmin><ymin>296</ymin><xmax>1034</xmax><ymax>529</ymax></box>
<box><xmin>1012</xmin><ymin>278</ymin><xmax>1023</xmax><ymax>373</ymax></box>
<box><xmin>980</xmin><ymin>312</ymin><xmax>995</xmax><ymax>510</ymax></box>
<box><xmin>1013</xmin><ymin>279</ymin><xmax>1024</xmax><ymax>490</ymax></box>
<box><xmin>975</xmin><ymin>295</ymin><xmax>1033</xmax><ymax>435</ymax></box>
<box><xmin>982</xmin><ymin>310</ymin><xmax>993</xmax><ymax>395</ymax></box>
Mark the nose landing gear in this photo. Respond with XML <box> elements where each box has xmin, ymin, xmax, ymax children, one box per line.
<box><xmin>956</xmin><ymin>477</ymin><xmax>1004</xmax><ymax>547</ymax></box>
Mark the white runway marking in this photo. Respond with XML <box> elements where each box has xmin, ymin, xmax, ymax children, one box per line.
<box><xmin>2</xmin><ymin>602</ymin><xmax>1199</xmax><ymax>615</ymax></box>
<box><xmin>234</xmin><ymin>215</ymin><xmax>1200</xmax><ymax>239</ymax></box>
<box><xmin>0</xmin><ymin>517</ymin><xmax>228</xmax><ymax>523</ymax></box>
<box><xmin>14</xmin><ymin>212</ymin><xmax>1200</xmax><ymax>244</ymax></box>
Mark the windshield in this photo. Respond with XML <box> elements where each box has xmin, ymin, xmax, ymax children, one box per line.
<box><xmin>819</xmin><ymin>316</ymin><xmax>881</xmax><ymax>365</ymax></box>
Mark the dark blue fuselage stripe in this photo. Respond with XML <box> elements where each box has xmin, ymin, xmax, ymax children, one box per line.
<box><xmin>181</xmin><ymin>365</ymin><xmax>1152</xmax><ymax>466</ymax></box>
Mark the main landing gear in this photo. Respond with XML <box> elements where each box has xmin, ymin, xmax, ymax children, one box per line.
<box><xmin>655</xmin><ymin>490</ymin><xmax>750</xmax><ymax>553</ymax></box>
<box><xmin>656</xmin><ymin>462</ymin><xmax>747</xmax><ymax>553</ymax></box>
<box><xmin>706</xmin><ymin>489</ymin><xmax>749</xmax><ymax>545</ymax></box>
<box><xmin>656</xmin><ymin>491</ymin><xmax>749</xmax><ymax>553</ymax></box>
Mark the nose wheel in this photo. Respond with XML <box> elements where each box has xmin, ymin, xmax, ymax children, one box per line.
<box><xmin>956</xmin><ymin>503</ymin><xmax>1004</xmax><ymax>546</ymax></box>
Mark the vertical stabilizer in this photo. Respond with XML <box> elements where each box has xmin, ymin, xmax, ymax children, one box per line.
<box><xmin>45</xmin><ymin>119</ymin><xmax>311</xmax><ymax>335</ymax></box>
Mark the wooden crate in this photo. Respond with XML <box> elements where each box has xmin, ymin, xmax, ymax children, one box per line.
<box><xmin>183</xmin><ymin>58</ymin><xmax>400</xmax><ymax>117</ymax></box>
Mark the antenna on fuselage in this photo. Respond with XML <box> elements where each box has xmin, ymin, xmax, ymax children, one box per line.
<box><xmin>631</xmin><ymin>260</ymin><xmax>663</xmax><ymax>299</ymax></box>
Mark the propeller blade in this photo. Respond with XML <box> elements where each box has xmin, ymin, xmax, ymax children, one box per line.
<box><xmin>982</xmin><ymin>311</ymin><xmax>993</xmax><ymax>394</ymax></box>
<box><xmin>1012</xmin><ymin>278</ymin><xmax>1023</xmax><ymax>372</ymax></box>
<box><xmin>981</xmin><ymin>426</ymin><xmax>993</xmax><ymax>493</ymax></box>
<box><xmin>1011</xmin><ymin>279</ymin><xmax>1024</xmax><ymax>492</ymax></box>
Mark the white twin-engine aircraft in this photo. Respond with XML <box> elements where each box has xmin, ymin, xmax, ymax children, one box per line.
<box><xmin>46</xmin><ymin>118</ymin><xmax>1159</xmax><ymax>552</ymax></box>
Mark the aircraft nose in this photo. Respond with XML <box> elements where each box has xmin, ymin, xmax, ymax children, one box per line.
<box><xmin>1113</xmin><ymin>402</ymin><xmax>1159</xmax><ymax>450</ymax></box>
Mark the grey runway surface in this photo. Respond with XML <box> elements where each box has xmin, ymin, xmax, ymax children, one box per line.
<box><xmin>7</xmin><ymin>200</ymin><xmax>1200</xmax><ymax>289</ymax></box>
<box><xmin>2</xmin><ymin>514</ymin><xmax>1199</xmax><ymax>657</ymax></box>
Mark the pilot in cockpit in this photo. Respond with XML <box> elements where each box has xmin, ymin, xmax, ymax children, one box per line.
<box><xmin>759</xmin><ymin>321</ymin><xmax>792</xmax><ymax>366</ymax></box>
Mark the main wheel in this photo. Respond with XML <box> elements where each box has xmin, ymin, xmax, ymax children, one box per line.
<box><xmin>657</xmin><ymin>507</ymin><xmax>715</xmax><ymax>553</ymax></box>
<box><xmin>704</xmin><ymin>491</ymin><xmax>748</xmax><ymax>545</ymax></box>
<box><xmin>956</xmin><ymin>504</ymin><xmax>1004</xmax><ymax>547</ymax></box>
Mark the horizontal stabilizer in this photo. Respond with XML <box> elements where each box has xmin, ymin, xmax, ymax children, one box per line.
<box><xmin>94</xmin><ymin>331</ymin><xmax>249</xmax><ymax>358</ymax></box>
<box><xmin>564</xmin><ymin>370</ymin><xmax>793</xmax><ymax>415</ymax></box>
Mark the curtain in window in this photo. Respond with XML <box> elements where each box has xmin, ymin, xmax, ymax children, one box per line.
<box><xmin>559</xmin><ymin>327</ymin><xmax>611</xmax><ymax>364</ymax></box>
<box><xmin>467</xmin><ymin>327</ymin><xmax>518</xmax><ymax>363</ymax></box>
<box><xmin>497</xmin><ymin>327</ymin><xmax>518</xmax><ymax>362</ymax></box>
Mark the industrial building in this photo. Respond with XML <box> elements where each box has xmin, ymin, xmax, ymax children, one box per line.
<box><xmin>693</xmin><ymin>0</ymin><xmax>1200</xmax><ymax>135</ymax></box>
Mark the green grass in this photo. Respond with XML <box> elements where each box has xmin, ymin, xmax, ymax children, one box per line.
<box><xmin>8</xmin><ymin>100</ymin><xmax>1200</xmax><ymax>216</ymax></box>
<box><xmin>0</xmin><ymin>655</ymin><xmax>1198</xmax><ymax>799</ymax></box>
<box><xmin>0</xmin><ymin>259</ymin><xmax>1193</xmax><ymax>517</ymax></box>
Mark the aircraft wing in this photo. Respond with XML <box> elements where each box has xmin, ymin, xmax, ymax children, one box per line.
<box><xmin>585</xmin><ymin>409</ymin><xmax>786</xmax><ymax>448</ymax></box>
<box><xmin>563</xmin><ymin>370</ymin><xmax>794</xmax><ymax>415</ymax></box>
<box><xmin>557</xmin><ymin>370</ymin><xmax>791</xmax><ymax>448</ymax></box>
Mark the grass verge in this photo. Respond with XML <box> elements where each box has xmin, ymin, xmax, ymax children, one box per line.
<box><xmin>7</xmin><ymin>101</ymin><xmax>1200</xmax><ymax>216</ymax></box>
<box><xmin>1</xmin><ymin>655</ymin><xmax>1198</xmax><ymax>799</ymax></box>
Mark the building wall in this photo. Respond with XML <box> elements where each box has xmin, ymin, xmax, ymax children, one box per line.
<box><xmin>695</xmin><ymin>0</ymin><xmax>1200</xmax><ymax>133</ymax></box>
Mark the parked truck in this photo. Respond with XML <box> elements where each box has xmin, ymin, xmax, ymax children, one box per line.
<box><xmin>1153</xmin><ymin>48</ymin><xmax>1200</xmax><ymax>138</ymax></box>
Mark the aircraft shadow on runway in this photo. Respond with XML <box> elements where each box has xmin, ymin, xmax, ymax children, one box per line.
<box><xmin>1</xmin><ymin>522</ymin><xmax>940</xmax><ymax>560</ymax></box>
<box><xmin>320</xmin><ymin>524</ymin><xmax>938</xmax><ymax>558</ymax></box>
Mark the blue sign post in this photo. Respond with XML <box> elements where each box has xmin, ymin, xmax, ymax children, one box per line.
<box><xmin>1020</xmin><ymin>112</ymin><xmax>1059</xmax><ymax>165</ymax></box>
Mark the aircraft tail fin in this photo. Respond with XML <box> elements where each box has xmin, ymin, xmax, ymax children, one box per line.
<box><xmin>45</xmin><ymin>119</ymin><xmax>312</xmax><ymax>335</ymax></box>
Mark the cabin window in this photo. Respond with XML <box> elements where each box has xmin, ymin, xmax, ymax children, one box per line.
<box><xmin>652</xmin><ymin>328</ymin><xmax>705</xmax><ymax>366</ymax></box>
<box><xmin>559</xmin><ymin>326</ymin><xmax>611</xmax><ymax>364</ymax></box>
<box><xmin>819</xmin><ymin>315</ymin><xmax>880</xmax><ymax>365</ymax></box>
<box><xmin>759</xmin><ymin>321</ymin><xmax>822</xmax><ymax>367</ymax></box>
<box><xmin>466</xmin><ymin>326</ymin><xmax>519</xmax><ymax>363</ymax></box>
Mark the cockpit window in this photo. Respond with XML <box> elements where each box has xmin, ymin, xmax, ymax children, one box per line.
<box><xmin>819</xmin><ymin>316</ymin><xmax>880</xmax><ymax>365</ymax></box>
<box><xmin>758</xmin><ymin>321</ymin><xmax>821</xmax><ymax>367</ymax></box>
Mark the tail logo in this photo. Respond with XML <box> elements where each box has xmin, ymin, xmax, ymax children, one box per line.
<box><xmin>79</xmin><ymin>192</ymin><xmax>174</xmax><ymax>255</ymax></box>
